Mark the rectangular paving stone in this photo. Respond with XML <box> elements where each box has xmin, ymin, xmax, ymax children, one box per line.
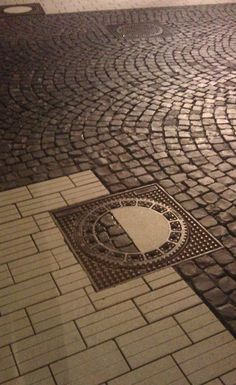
<box><xmin>0</xmin><ymin>264</ymin><xmax>13</xmax><ymax>289</ymax></box>
<box><xmin>0</xmin><ymin>236</ymin><xmax>38</xmax><ymax>264</ymax></box>
<box><xmin>174</xmin><ymin>331</ymin><xmax>236</xmax><ymax>385</ymax></box>
<box><xmin>77</xmin><ymin>300</ymin><xmax>146</xmax><ymax>346</ymax></box>
<box><xmin>0</xmin><ymin>187</ymin><xmax>31</xmax><ymax>207</ymax></box>
<box><xmin>0</xmin><ymin>310</ymin><xmax>33</xmax><ymax>347</ymax></box>
<box><xmin>0</xmin><ymin>274</ymin><xmax>59</xmax><ymax>314</ymax></box>
<box><xmin>53</xmin><ymin>264</ymin><xmax>90</xmax><ymax>293</ymax></box>
<box><xmin>69</xmin><ymin>170</ymin><xmax>105</xmax><ymax>187</ymax></box>
<box><xmin>205</xmin><ymin>380</ymin><xmax>223</xmax><ymax>385</ymax></box>
<box><xmin>135</xmin><ymin>280</ymin><xmax>201</xmax><ymax>322</ymax></box>
<box><xmin>28</xmin><ymin>289</ymin><xmax>94</xmax><ymax>332</ymax></box>
<box><xmin>17</xmin><ymin>193</ymin><xmax>66</xmax><ymax>217</ymax></box>
<box><xmin>12</xmin><ymin>322</ymin><xmax>85</xmax><ymax>374</ymax></box>
<box><xmin>51</xmin><ymin>244</ymin><xmax>77</xmax><ymax>268</ymax></box>
<box><xmin>116</xmin><ymin>317</ymin><xmax>191</xmax><ymax>369</ymax></box>
<box><xmin>0</xmin><ymin>217</ymin><xmax>39</xmax><ymax>243</ymax></box>
<box><xmin>2</xmin><ymin>367</ymin><xmax>56</xmax><ymax>385</ymax></box>
<box><xmin>61</xmin><ymin>182</ymin><xmax>108</xmax><ymax>205</ymax></box>
<box><xmin>221</xmin><ymin>369</ymin><xmax>236</xmax><ymax>384</ymax></box>
<box><xmin>87</xmin><ymin>278</ymin><xmax>150</xmax><ymax>310</ymax></box>
<box><xmin>34</xmin><ymin>212</ymin><xmax>57</xmax><ymax>231</ymax></box>
<box><xmin>175</xmin><ymin>303</ymin><xmax>225</xmax><ymax>342</ymax></box>
<box><xmin>9</xmin><ymin>251</ymin><xmax>59</xmax><ymax>283</ymax></box>
<box><xmin>0</xmin><ymin>346</ymin><xmax>18</xmax><ymax>383</ymax></box>
<box><xmin>33</xmin><ymin>227</ymin><xmax>65</xmax><ymax>252</ymax></box>
<box><xmin>28</xmin><ymin>176</ymin><xmax>74</xmax><ymax>197</ymax></box>
<box><xmin>0</xmin><ymin>204</ymin><xmax>20</xmax><ymax>225</ymax></box>
<box><xmin>144</xmin><ymin>267</ymin><xmax>182</xmax><ymax>289</ymax></box>
<box><xmin>50</xmin><ymin>340</ymin><xmax>129</xmax><ymax>385</ymax></box>
<box><xmin>108</xmin><ymin>355</ymin><xmax>190</xmax><ymax>385</ymax></box>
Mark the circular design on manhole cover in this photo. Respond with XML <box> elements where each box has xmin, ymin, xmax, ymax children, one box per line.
<box><xmin>73</xmin><ymin>198</ymin><xmax>188</xmax><ymax>268</ymax></box>
<box><xmin>3</xmin><ymin>6</ymin><xmax>32</xmax><ymax>14</ymax></box>
<box><xmin>116</xmin><ymin>22</ymin><xmax>163</xmax><ymax>38</ymax></box>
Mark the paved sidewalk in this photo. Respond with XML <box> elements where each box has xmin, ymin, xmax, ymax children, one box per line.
<box><xmin>0</xmin><ymin>172</ymin><xmax>235</xmax><ymax>385</ymax></box>
<box><xmin>0</xmin><ymin>1</ymin><xmax>236</xmax><ymax>384</ymax></box>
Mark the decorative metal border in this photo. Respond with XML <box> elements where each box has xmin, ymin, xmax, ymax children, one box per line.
<box><xmin>0</xmin><ymin>3</ymin><xmax>44</xmax><ymax>17</ymax></box>
<box><xmin>51</xmin><ymin>184</ymin><xmax>223</xmax><ymax>291</ymax></box>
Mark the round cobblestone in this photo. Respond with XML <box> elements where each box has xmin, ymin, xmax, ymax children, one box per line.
<box><xmin>0</xmin><ymin>3</ymin><xmax>236</xmax><ymax>335</ymax></box>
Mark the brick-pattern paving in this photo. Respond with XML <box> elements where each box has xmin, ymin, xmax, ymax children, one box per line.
<box><xmin>0</xmin><ymin>1</ymin><xmax>236</xmax><ymax>383</ymax></box>
<box><xmin>0</xmin><ymin>4</ymin><xmax>236</xmax><ymax>338</ymax></box>
<box><xmin>0</xmin><ymin>173</ymin><xmax>235</xmax><ymax>385</ymax></box>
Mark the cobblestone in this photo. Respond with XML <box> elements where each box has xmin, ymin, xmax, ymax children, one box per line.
<box><xmin>0</xmin><ymin>3</ymin><xmax>236</xmax><ymax>335</ymax></box>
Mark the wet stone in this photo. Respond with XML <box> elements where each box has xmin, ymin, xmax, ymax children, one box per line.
<box><xmin>218</xmin><ymin>304</ymin><xmax>236</xmax><ymax>320</ymax></box>
<box><xmin>212</xmin><ymin>250</ymin><xmax>234</xmax><ymax>265</ymax></box>
<box><xmin>196</xmin><ymin>255</ymin><xmax>215</xmax><ymax>269</ymax></box>
<box><xmin>203</xmin><ymin>288</ymin><xmax>228</xmax><ymax>307</ymax></box>
<box><xmin>219</xmin><ymin>276</ymin><xmax>236</xmax><ymax>293</ymax></box>
<box><xmin>230</xmin><ymin>290</ymin><xmax>236</xmax><ymax>305</ymax></box>
<box><xmin>177</xmin><ymin>261</ymin><xmax>201</xmax><ymax>278</ymax></box>
<box><xmin>192</xmin><ymin>273</ymin><xmax>215</xmax><ymax>292</ymax></box>
<box><xmin>205</xmin><ymin>265</ymin><xmax>225</xmax><ymax>279</ymax></box>
<box><xmin>225</xmin><ymin>262</ymin><xmax>236</xmax><ymax>278</ymax></box>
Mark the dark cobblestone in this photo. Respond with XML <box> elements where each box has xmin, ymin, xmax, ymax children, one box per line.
<box><xmin>0</xmin><ymin>3</ymin><xmax>236</xmax><ymax>336</ymax></box>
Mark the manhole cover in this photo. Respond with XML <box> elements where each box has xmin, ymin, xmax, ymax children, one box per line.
<box><xmin>3</xmin><ymin>6</ymin><xmax>33</xmax><ymax>14</ymax></box>
<box><xmin>107</xmin><ymin>22</ymin><xmax>163</xmax><ymax>39</ymax></box>
<box><xmin>52</xmin><ymin>184</ymin><xmax>222</xmax><ymax>290</ymax></box>
<box><xmin>0</xmin><ymin>3</ymin><xmax>44</xmax><ymax>16</ymax></box>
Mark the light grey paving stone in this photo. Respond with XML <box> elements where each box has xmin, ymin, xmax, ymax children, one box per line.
<box><xmin>52</xmin><ymin>264</ymin><xmax>90</xmax><ymax>293</ymax></box>
<box><xmin>0</xmin><ymin>236</ymin><xmax>38</xmax><ymax>264</ymax></box>
<box><xmin>51</xmin><ymin>245</ymin><xmax>77</xmax><ymax>268</ymax></box>
<box><xmin>28</xmin><ymin>176</ymin><xmax>74</xmax><ymax>197</ymax></box>
<box><xmin>0</xmin><ymin>187</ymin><xmax>31</xmax><ymax>207</ymax></box>
<box><xmin>204</xmin><ymin>380</ymin><xmax>224</xmax><ymax>385</ymax></box>
<box><xmin>221</xmin><ymin>369</ymin><xmax>236</xmax><ymax>384</ymax></box>
<box><xmin>9</xmin><ymin>251</ymin><xmax>59</xmax><ymax>283</ymax></box>
<box><xmin>0</xmin><ymin>346</ymin><xmax>18</xmax><ymax>383</ymax></box>
<box><xmin>116</xmin><ymin>317</ymin><xmax>191</xmax><ymax>369</ymax></box>
<box><xmin>77</xmin><ymin>300</ymin><xmax>146</xmax><ymax>346</ymax></box>
<box><xmin>34</xmin><ymin>212</ymin><xmax>57</xmax><ymax>231</ymax></box>
<box><xmin>108</xmin><ymin>355</ymin><xmax>190</xmax><ymax>385</ymax></box>
<box><xmin>69</xmin><ymin>170</ymin><xmax>101</xmax><ymax>186</ymax></box>
<box><xmin>61</xmin><ymin>183</ymin><xmax>108</xmax><ymax>205</ymax></box>
<box><xmin>0</xmin><ymin>264</ymin><xmax>13</xmax><ymax>289</ymax></box>
<box><xmin>0</xmin><ymin>274</ymin><xmax>59</xmax><ymax>314</ymax></box>
<box><xmin>17</xmin><ymin>193</ymin><xmax>66</xmax><ymax>217</ymax></box>
<box><xmin>28</xmin><ymin>289</ymin><xmax>94</xmax><ymax>332</ymax></box>
<box><xmin>144</xmin><ymin>267</ymin><xmax>182</xmax><ymax>289</ymax></box>
<box><xmin>50</xmin><ymin>340</ymin><xmax>129</xmax><ymax>385</ymax></box>
<box><xmin>12</xmin><ymin>322</ymin><xmax>85</xmax><ymax>374</ymax></box>
<box><xmin>32</xmin><ymin>227</ymin><xmax>65</xmax><ymax>252</ymax></box>
<box><xmin>2</xmin><ymin>367</ymin><xmax>56</xmax><ymax>385</ymax></box>
<box><xmin>135</xmin><ymin>280</ymin><xmax>201</xmax><ymax>322</ymax></box>
<box><xmin>0</xmin><ymin>217</ymin><xmax>39</xmax><ymax>243</ymax></box>
<box><xmin>0</xmin><ymin>204</ymin><xmax>20</xmax><ymax>225</ymax></box>
<box><xmin>174</xmin><ymin>331</ymin><xmax>236</xmax><ymax>385</ymax></box>
<box><xmin>0</xmin><ymin>310</ymin><xmax>33</xmax><ymax>347</ymax></box>
<box><xmin>175</xmin><ymin>303</ymin><xmax>225</xmax><ymax>342</ymax></box>
<box><xmin>87</xmin><ymin>278</ymin><xmax>150</xmax><ymax>310</ymax></box>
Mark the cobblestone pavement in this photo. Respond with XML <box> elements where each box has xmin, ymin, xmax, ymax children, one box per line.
<box><xmin>0</xmin><ymin>3</ymin><xmax>236</xmax><ymax>337</ymax></box>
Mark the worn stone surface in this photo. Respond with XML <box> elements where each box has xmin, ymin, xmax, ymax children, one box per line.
<box><xmin>0</xmin><ymin>3</ymin><xmax>236</xmax><ymax>334</ymax></box>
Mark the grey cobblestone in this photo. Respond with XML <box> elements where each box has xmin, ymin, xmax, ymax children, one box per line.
<box><xmin>0</xmin><ymin>3</ymin><xmax>236</xmax><ymax>335</ymax></box>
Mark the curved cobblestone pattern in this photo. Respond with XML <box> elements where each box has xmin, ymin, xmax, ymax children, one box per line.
<box><xmin>0</xmin><ymin>3</ymin><xmax>236</xmax><ymax>334</ymax></box>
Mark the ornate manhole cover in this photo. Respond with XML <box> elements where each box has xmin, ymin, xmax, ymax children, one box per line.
<box><xmin>106</xmin><ymin>22</ymin><xmax>163</xmax><ymax>39</ymax></box>
<box><xmin>0</xmin><ymin>3</ymin><xmax>44</xmax><ymax>16</ymax></box>
<box><xmin>52</xmin><ymin>184</ymin><xmax>222</xmax><ymax>290</ymax></box>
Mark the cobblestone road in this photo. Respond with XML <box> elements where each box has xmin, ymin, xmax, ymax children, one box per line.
<box><xmin>0</xmin><ymin>3</ymin><xmax>236</xmax><ymax>335</ymax></box>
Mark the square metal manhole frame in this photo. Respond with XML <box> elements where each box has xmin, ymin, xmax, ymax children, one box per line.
<box><xmin>0</xmin><ymin>3</ymin><xmax>44</xmax><ymax>17</ymax></box>
<box><xmin>51</xmin><ymin>184</ymin><xmax>223</xmax><ymax>291</ymax></box>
